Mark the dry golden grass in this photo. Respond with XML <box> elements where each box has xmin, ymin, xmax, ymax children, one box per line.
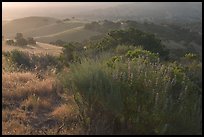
<box><xmin>2</xmin><ymin>70</ymin><xmax>82</xmax><ymax>134</ymax></box>
<box><xmin>21</xmin><ymin>95</ymin><xmax>53</xmax><ymax>113</ymax></box>
<box><xmin>2</xmin><ymin>120</ymin><xmax>33</xmax><ymax>135</ymax></box>
<box><xmin>2</xmin><ymin>41</ymin><xmax>62</xmax><ymax>56</ymax></box>
<box><xmin>2</xmin><ymin>108</ymin><xmax>11</xmax><ymax>122</ymax></box>
<box><xmin>51</xmin><ymin>103</ymin><xmax>79</xmax><ymax>122</ymax></box>
<box><xmin>2</xmin><ymin>108</ymin><xmax>33</xmax><ymax>135</ymax></box>
<box><xmin>2</xmin><ymin>71</ymin><xmax>55</xmax><ymax>101</ymax></box>
<box><xmin>2</xmin><ymin>48</ymin><xmax>82</xmax><ymax>135</ymax></box>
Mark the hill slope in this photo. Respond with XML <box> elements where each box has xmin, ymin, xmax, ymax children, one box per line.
<box><xmin>35</xmin><ymin>26</ymin><xmax>100</xmax><ymax>43</ymax></box>
<box><xmin>2</xmin><ymin>41</ymin><xmax>62</xmax><ymax>56</ymax></box>
<box><xmin>2</xmin><ymin>16</ymin><xmax>60</xmax><ymax>38</ymax></box>
<box><xmin>2</xmin><ymin>16</ymin><xmax>99</xmax><ymax>43</ymax></box>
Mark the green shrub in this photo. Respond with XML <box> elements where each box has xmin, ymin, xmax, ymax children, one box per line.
<box><xmin>126</xmin><ymin>48</ymin><xmax>159</xmax><ymax>62</ymax></box>
<box><xmin>91</xmin><ymin>28</ymin><xmax>169</xmax><ymax>60</ymax></box>
<box><xmin>115</xmin><ymin>45</ymin><xmax>135</xmax><ymax>55</ymax></box>
<box><xmin>180</xmin><ymin>53</ymin><xmax>202</xmax><ymax>88</ymax></box>
<box><xmin>60</xmin><ymin>56</ymin><xmax>201</xmax><ymax>135</ymax></box>
<box><xmin>8</xmin><ymin>50</ymin><xmax>31</xmax><ymax>70</ymax></box>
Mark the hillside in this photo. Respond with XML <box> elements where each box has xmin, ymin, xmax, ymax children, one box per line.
<box><xmin>35</xmin><ymin>26</ymin><xmax>100</xmax><ymax>43</ymax></box>
<box><xmin>2</xmin><ymin>16</ymin><xmax>60</xmax><ymax>38</ymax></box>
<box><xmin>2</xmin><ymin>40</ymin><xmax>62</xmax><ymax>56</ymax></box>
<box><xmin>2</xmin><ymin>20</ymin><xmax>9</xmax><ymax>25</ymax></box>
<box><xmin>2</xmin><ymin>16</ymin><xmax>100</xmax><ymax>43</ymax></box>
<box><xmin>23</xmin><ymin>21</ymin><xmax>85</xmax><ymax>38</ymax></box>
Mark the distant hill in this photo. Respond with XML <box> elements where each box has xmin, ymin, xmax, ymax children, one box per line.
<box><xmin>76</xmin><ymin>2</ymin><xmax>202</xmax><ymax>24</ymax></box>
<box><xmin>22</xmin><ymin>21</ymin><xmax>86</xmax><ymax>38</ymax></box>
<box><xmin>2</xmin><ymin>16</ymin><xmax>59</xmax><ymax>38</ymax></box>
<box><xmin>35</xmin><ymin>26</ymin><xmax>100</xmax><ymax>43</ymax></box>
<box><xmin>2</xmin><ymin>16</ymin><xmax>100</xmax><ymax>43</ymax></box>
<box><xmin>2</xmin><ymin>20</ymin><xmax>9</xmax><ymax>25</ymax></box>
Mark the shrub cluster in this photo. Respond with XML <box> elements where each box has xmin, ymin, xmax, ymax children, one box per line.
<box><xmin>60</xmin><ymin>52</ymin><xmax>201</xmax><ymax>134</ymax></box>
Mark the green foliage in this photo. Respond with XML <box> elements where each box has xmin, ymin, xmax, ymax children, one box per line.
<box><xmin>126</xmin><ymin>48</ymin><xmax>159</xmax><ymax>62</ymax></box>
<box><xmin>59</xmin><ymin>43</ymin><xmax>84</xmax><ymax>66</ymax></box>
<box><xmin>60</xmin><ymin>56</ymin><xmax>201</xmax><ymax>135</ymax></box>
<box><xmin>184</xmin><ymin>53</ymin><xmax>198</xmax><ymax>60</ymax></box>
<box><xmin>125</xmin><ymin>20</ymin><xmax>202</xmax><ymax>46</ymax></box>
<box><xmin>94</xmin><ymin>28</ymin><xmax>169</xmax><ymax>59</ymax></box>
<box><xmin>106</xmin><ymin>56</ymin><xmax>122</xmax><ymax>68</ymax></box>
<box><xmin>180</xmin><ymin>53</ymin><xmax>202</xmax><ymax>88</ymax></box>
<box><xmin>56</xmin><ymin>24</ymin><xmax>201</xmax><ymax>135</ymax></box>
<box><xmin>60</xmin><ymin>43</ymin><xmax>75</xmax><ymax>66</ymax></box>
<box><xmin>8</xmin><ymin>50</ymin><xmax>31</xmax><ymax>70</ymax></box>
<box><xmin>115</xmin><ymin>45</ymin><xmax>135</xmax><ymax>55</ymax></box>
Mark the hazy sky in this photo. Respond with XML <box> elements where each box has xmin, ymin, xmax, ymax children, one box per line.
<box><xmin>3</xmin><ymin>2</ymin><xmax>128</xmax><ymax>8</ymax></box>
<box><xmin>2</xmin><ymin>2</ymin><xmax>133</xmax><ymax>20</ymax></box>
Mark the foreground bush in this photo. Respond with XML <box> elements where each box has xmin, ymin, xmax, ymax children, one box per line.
<box><xmin>60</xmin><ymin>56</ymin><xmax>202</xmax><ymax>135</ymax></box>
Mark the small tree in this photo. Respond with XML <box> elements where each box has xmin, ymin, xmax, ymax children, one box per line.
<box><xmin>15</xmin><ymin>33</ymin><xmax>23</xmax><ymax>40</ymax></box>
<box><xmin>15</xmin><ymin>33</ymin><xmax>27</xmax><ymax>46</ymax></box>
<box><xmin>16</xmin><ymin>38</ymin><xmax>27</xmax><ymax>46</ymax></box>
<box><xmin>6</xmin><ymin>39</ymin><xmax>14</xmax><ymax>45</ymax></box>
<box><xmin>27</xmin><ymin>37</ymin><xmax>36</xmax><ymax>45</ymax></box>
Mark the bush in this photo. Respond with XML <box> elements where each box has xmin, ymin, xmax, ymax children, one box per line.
<box><xmin>94</xmin><ymin>28</ymin><xmax>169</xmax><ymax>59</ymax></box>
<box><xmin>15</xmin><ymin>37</ymin><xmax>28</xmax><ymax>47</ymax></box>
<box><xmin>59</xmin><ymin>42</ymin><xmax>85</xmax><ymax>66</ymax></box>
<box><xmin>8</xmin><ymin>50</ymin><xmax>31</xmax><ymax>70</ymax></box>
<box><xmin>180</xmin><ymin>53</ymin><xmax>202</xmax><ymax>88</ymax></box>
<box><xmin>6</xmin><ymin>39</ymin><xmax>15</xmax><ymax>45</ymax></box>
<box><xmin>60</xmin><ymin>56</ymin><xmax>201</xmax><ymax>135</ymax></box>
<box><xmin>27</xmin><ymin>37</ymin><xmax>36</xmax><ymax>45</ymax></box>
<box><xmin>115</xmin><ymin>45</ymin><xmax>135</xmax><ymax>55</ymax></box>
<box><xmin>126</xmin><ymin>48</ymin><xmax>159</xmax><ymax>62</ymax></box>
<box><xmin>14</xmin><ymin>33</ymin><xmax>28</xmax><ymax>47</ymax></box>
<box><xmin>15</xmin><ymin>33</ymin><xmax>23</xmax><ymax>40</ymax></box>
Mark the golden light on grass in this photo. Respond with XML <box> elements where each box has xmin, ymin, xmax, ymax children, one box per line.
<box><xmin>2</xmin><ymin>108</ymin><xmax>11</xmax><ymax>122</ymax></box>
<box><xmin>21</xmin><ymin>95</ymin><xmax>53</xmax><ymax>113</ymax></box>
<box><xmin>51</xmin><ymin>104</ymin><xmax>79</xmax><ymax>122</ymax></box>
<box><xmin>2</xmin><ymin>71</ymin><xmax>55</xmax><ymax>101</ymax></box>
<box><xmin>2</xmin><ymin>120</ymin><xmax>32</xmax><ymax>135</ymax></box>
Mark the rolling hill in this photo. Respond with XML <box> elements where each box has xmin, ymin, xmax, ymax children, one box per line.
<box><xmin>2</xmin><ymin>15</ymin><xmax>201</xmax><ymax>58</ymax></box>
<box><xmin>35</xmin><ymin>26</ymin><xmax>100</xmax><ymax>43</ymax></box>
<box><xmin>22</xmin><ymin>21</ymin><xmax>85</xmax><ymax>38</ymax></box>
<box><xmin>2</xmin><ymin>40</ymin><xmax>63</xmax><ymax>56</ymax></box>
<box><xmin>2</xmin><ymin>16</ymin><xmax>60</xmax><ymax>38</ymax></box>
<box><xmin>2</xmin><ymin>16</ymin><xmax>100</xmax><ymax>43</ymax></box>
